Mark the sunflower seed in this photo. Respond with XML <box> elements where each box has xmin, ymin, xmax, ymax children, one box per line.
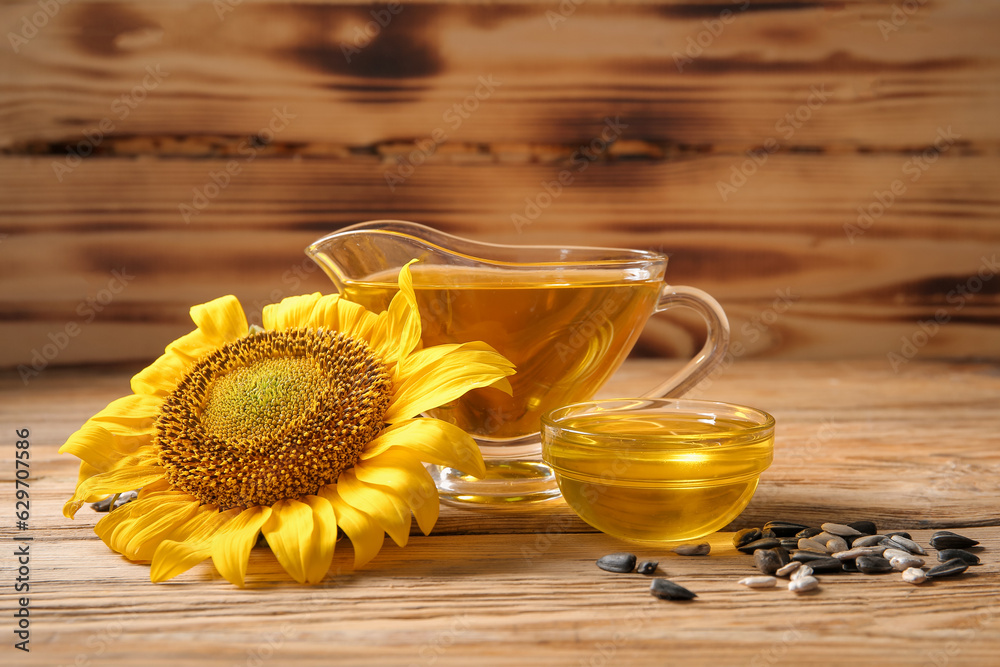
<box><xmin>764</xmin><ymin>521</ymin><xmax>811</xmax><ymax>537</ymax></box>
<box><xmin>674</xmin><ymin>543</ymin><xmax>711</xmax><ymax>556</ymax></box>
<box><xmin>779</xmin><ymin>538</ymin><xmax>800</xmax><ymax>549</ymax></box>
<box><xmin>857</xmin><ymin>556</ymin><xmax>894</xmax><ymax>574</ymax></box>
<box><xmin>852</xmin><ymin>535</ymin><xmax>888</xmax><ymax>548</ymax></box>
<box><xmin>775</xmin><ymin>561</ymin><xmax>802</xmax><ymax>578</ymax></box>
<box><xmin>596</xmin><ymin>553</ymin><xmax>637</xmax><ymax>573</ymax></box>
<box><xmin>755</xmin><ymin>548</ymin><xmax>788</xmax><ymax>575</ymax></box>
<box><xmin>650</xmin><ymin>578</ymin><xmax>697</xmax><ymax>600</ymax></box>
<box><xmin>926</xmin><ymin>558</ymin><xmax>969</xmax><ymax>579</ymax></box>
<box><xmin>847</xmin><ymin>521</ymin><xmax>878</xmax><ymax>535</ymax></box>
<box><xmin>937</xmin><ymin>549</ymin><xmax>980</xmax><ymax>566</ymax></box>
<box><xmin>888</xmin><ymin>535</ymin><xmax>927</xmax><ymax>556</ymax></box>
<box><xmin>733</xmin><ymin>528</ymin><xmax>763</xmax><ymax>549</ymax></box>
<box><xmin>832</xmin><ymin>547</ymin><xmax>887</xmax><ymax>561</ymax></box>
<box><xmin>91</xmin><ymin>490</ymin><xmax>138</xmax><ymax>512</ymax></box>
<box><xmin>798</xmin><ymin>538</ymin><xmax>830</xmax><ymax>553</ymax></box>
<box><xmin>890</xmin><ymin>555</ymin><xmax>925</xmax><ymax>571</ymax></box>
<box><xmin>807</xmin><ymin>557</ymin><xmax>845</xmax><ymax>574</ymax></box>
<box><xmin>761</xmin><ymin>528</ymin><xmax>777</xmax><ymax>539</ymax></box>
<box><xmin>637</xmin><ymin>560</ymin><xmax>659</xmax><ymax>575</ymax></box>
<box><xmin>929</xmin><ymin>531</ymin><xmax>980</xmax><ymax>550</ymax></box>
<box><xmin>841</xmin><ymin>558</ymin><xmax>859</xmax><ymax>573</ymax></box>
<box><xmin>738</xmin><ymin>538</ymin><xmax>781</xmax><ymax>554</ymax></box>
<box><xmin>811</xmin><ymin>532</ymin><xmax>839</xmax><ymax>545</ymax></box>
<box><xmin>792</xmin><ymin>550</ymin><xmax>834</xmax><ymax>563</ymax></box>
<box><xmin>885</xmin><ymin>531</ymin><xmax>912</xmax><ymax>540</ymax></box>
<box><xmin>882</xmin><ymin>548</ymin><xmax>916</xmax><ymax>561</ymax></box>
<box><xmin>791</xmin><ymin>564</ymin><xmax>814</xmax><ymax>580</ymax></box>
<box><xmin>821</xmin><ymin>522</ymin><xmax>864</xmax><ymax>538</ymax></box>
<box><xmin>739</xmin><ymin>576</ymin><xmax>778</xmax><ymax>589</ymax></box>
<box><xmin>788</xmin><ymin>576</ymin><xmax>820</xmax><ymax>593</ymax></box>
<box><xmin>825</xmin><ymin>536</ymin><xmax>849</xmax><ymax>554</ymax></box>
<box><xmin>902</xmin><ymin>567</ymin><xmax>927</xmax><ymax>584</ymax></box>
<box><xmin>795</xmin><ymin>527</ymin><xmax>823</xmax><ymax>539</ymax></box>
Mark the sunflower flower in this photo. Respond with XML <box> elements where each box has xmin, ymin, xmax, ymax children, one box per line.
<box><xmin>61</xmin><ymin>263</ymin><xmax>515</xmax><ymax>586</ymax></box>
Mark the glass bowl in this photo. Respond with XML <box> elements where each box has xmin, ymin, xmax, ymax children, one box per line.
<box><xmin>540</xmin><ymin>398</ymin><xmax>774</xmax><ymax>543</ymax></box>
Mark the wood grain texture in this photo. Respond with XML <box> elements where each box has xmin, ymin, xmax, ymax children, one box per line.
<box><xmin>2</xmin><ymin>153</ymin><xmax>998</xmax><ymax>368</ymax></box>
<box><xmin>1</xmin><ymin>359</ymin><xmax>999</xmax><ymax>666</ymax></box>
<box><xmin>1</xmin><ymin>0</ymin><xmax>999</xmax><ymax>147</ymax></box>
<box><xmin>2</xmin><ymin>0</ymin><xmax>999</xmax><ymax>368</ymax></box>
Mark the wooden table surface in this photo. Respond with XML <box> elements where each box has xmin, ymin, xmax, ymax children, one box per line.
<box><xmin>2</xmin><ymin>359</ymin><xmax>999</xmax><ymax>666</ymax></box>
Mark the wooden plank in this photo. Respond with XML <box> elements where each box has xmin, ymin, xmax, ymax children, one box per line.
<box><xmin>2</xmin><ymin>153</ymin><xmax>999</xmax><ymax>368</ymax></box>
<box><xmin>1</xmin><ymin>360</ymin><xmax>999</xmax><ymax>666</ymax></box>
<box><xmin>1</xmin><ymin>1</ymin><xmax>998</xmax><ymax>149</ymax></box>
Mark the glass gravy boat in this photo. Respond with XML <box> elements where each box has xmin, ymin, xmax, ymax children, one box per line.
<box><xmin>307</xmin><ymin>221</ymin><xmax>730</xmax><ymax>508</ymax></box>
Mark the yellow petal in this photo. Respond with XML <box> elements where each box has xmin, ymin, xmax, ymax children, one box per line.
<box><xmin>89</xmin><ymin>394</ymin><xmax>162</xmax><ymax>430</ymax></box>
<box><xmin>211</xmin><ymin>505</ymin><xmax>271</xmax><ymax>588</ymax></box>
<box><xmin>263</xmin><ymin>293</ymin><xmax>322</xmax><ymax>331</ymax></box>
<box><xmin>368</xmin><ymin>262</ymin><xmax>421</xmax><ymax>365</ymax></box>
<box><xmin>317</xmin><ymin>485</ymin><xmax>384</xmax><ymax>569</ymax></box>
<box><xmin>261</xmin><ymin>499</ymin><xmax>316</xmax><ymax>584</ymax></box>
<box><xmin>395</xmin><ymin>340</ymin><xmax>508</xmax><ymax>379</ymax></box>
<box><xmin>189</xmin><ymin>295</ymin><xmax>249</xmax><ymax>344</ymax></box>
<box><xmin>64</xmin><ymin>459</ymin><xmax>167</xmax><ymax>518</ymax></box>
<box><xmin>59</xmin><ymin>422</ymin><xmax>148</xmax><ymax>474</ymax></box>
<box><xmin>165</xmin><ymin>328</ymin><xmax>218</xmax><ymax>364</ymax></box>
<box><xmin>150</xmin><ymin>507</ymin><xmax>236</xmax><ymax>583</ymax></box>
<box><xmin>130</xmin><ymin>349</ymin><xmax>192</xmax><ymax>397</ymax></box>
<box><xmin>360</xmin><ymin>419</ymin><xmax>486</xmax><ymax>478</ymax></box>
<box><xmin>95</xmin><ymin>494</ymin><xmax>201</xmax><ymax>561</ymax></box>
<box><xmin>301</xmin><ymin>495</ymin><xmax>338</xmax><ymax>584</ymax></box>
<box><xmin>384</xmin><ymin>351</ymin><xmax>516</xmax><ymax>423</ymax></box>
<box><xmin>336</xmin><ymin>470</ymin><xmax>411</xmax><ymax>547</ymax></box>
<box><xmin>355</xmin><ymin>450</ymin><xmax>439</xmax><ymax>536</ymax></box>
<box><xmin>330</xmin><ymin>298</ymin><xmax>379</xmax><ymax>339</ymax></box>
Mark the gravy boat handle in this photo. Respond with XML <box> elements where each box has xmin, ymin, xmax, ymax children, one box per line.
<box><xmin>647</xmin><ymin>285</ymin><xmax>731</xmax><ymax>398</ymax></box>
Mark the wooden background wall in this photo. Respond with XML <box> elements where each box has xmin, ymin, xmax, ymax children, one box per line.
<box><xmin>2</xmin><ymin>0</ymin><xmax>999</xmax><ymax>374</ymax></box>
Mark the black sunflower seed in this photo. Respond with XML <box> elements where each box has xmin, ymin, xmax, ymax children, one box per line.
<box><xmin>754</xmin><ymin>548</ymin><xmax>789</xmax><ymax>575</ymax></box>
<box><xmin>792</xmin><ymin>550</ymin><xmax>836</xmax><ymax>563</ymax></box>
<box><xmin>926</xmin><ymin>558</ymin><xmax>969</xmax><ymax>578</ymax></box>
<box><xmin>649</xmin><ymin>578</ymin><xmax>697</xmax><ymax>600</ymax></box>
<box><xmin>637</xmin><ymin>560</ymin><xmax>659</xmax><ymax>575</ymax></box>
<box><xmin>929</xmin><ymin>531</ymin><xmax>980</xmax><ymax>550</ymax></box>
<box><xmin>847</xmin><ymin>521</ymin><xmax>878</xmax><ymax>535</ymax></box>
<box><xmin>733</xmin><ymin>528</ymin><xmax>763</xmax><ymax>549</ymax></box>
<box><xmin>737</xmin><ymin>538</ymin><xmax>781</xmax><ymax>554</ymax></box>
<box><xmin>808</xmin><ymin>557</ymin><xmax>847</xmax><ymax>573</ymax></box>
<box><xmin>857</xmin><ymin>556</ymin><xmax>894</xmax><ymax>574</ymax></box>
<box><xmin>937</xmin><ymin>549</ymin><xmax>980</xmax><ymax>566</ymax></box>
<box><xmin>761</xmin><ymin>528</ymin><xmax>777</xmax><ymax>539</ymax></box>
<box><xmin>90</xmin><ymin>490</ymin><xmax>138</xmax><ymax>513</ymax></box>
<box><xmin>763</xmin><ymin>521</ymin><xmax>811</xmax><ymax>537</ymax></box>
<box><xmin>779</xmin><ymin>538</ymin><xmax>800</xmax><ymax>550</ymax></box>
<box><xmin>795</xmin><ymin>527</ymin><xmax>823</xmax><ymax>539</ymax></box>
<box><xmin>596</xmin><ymin>553</ymin><xmax>637</xmax><ymax>573</ymax></box>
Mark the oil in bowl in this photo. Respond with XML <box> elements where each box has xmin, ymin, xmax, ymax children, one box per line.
<box><xmin>541</xmin><ymin>399</ymin><xmax>774</xmax><ymax>543</ymax></box>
